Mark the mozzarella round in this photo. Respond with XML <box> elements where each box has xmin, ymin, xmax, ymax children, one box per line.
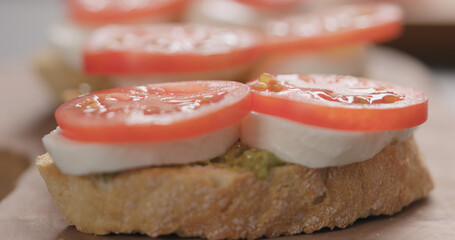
<box><xmin>48</xmin><ymin>22</ymin><xmax>90</xmax><ymax>71</ymax></box>
<box><xmin>185</xmin><ymin>0</ymin><xmax>299</xmax><ymax>29</ymax></box>
<box><xmin>241</xmin><ymin>112</ymin><xmax>415</xmax><ymax>168</ymax></box>
<box><xmin>43</xmin><ymin>124</ymin><xmax>240</xmax><ymax>175</ymax></box>
<box><xmin>185</xmin><ymin>0</ymin><xmax>264</xmax><ymax>28</ymax></box>
<box><xmin>252</xmin><ymin>44</ymin><xmax>368</xmax><ymax>77</ymax></box>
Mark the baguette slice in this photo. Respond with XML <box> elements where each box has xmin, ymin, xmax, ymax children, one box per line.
<box><xmin>36</xmin><ymin>137</ymin><xmax>433</xmax><ymax>239</ymax></box>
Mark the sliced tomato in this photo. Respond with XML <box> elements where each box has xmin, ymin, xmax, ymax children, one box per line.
<box><xmin>235</xmin><ymin>0</ymin><xmax>301</xmax><ymax>10</ymax></box>
<box><xmin>67</xmin><ymin>0</ymin><xmax>187</xmax><ymax>26</ymax></box>
<box><xmin>56</xmin><ymin>81</ymin><xmax>250</xmax><ymax>143</ymax></box>
<box><xmin>84</xmin><ymin>24</ymin><xmax>263</xmax><ymax>75</ymax></box>
<box><xmin>263</xmin><ymin>3</ymin><xmax>403</xmax><ymax>53</ymax></box>
<box><xmin>248</xmin><ymin>73</ymin><xmax>427</xmax><ymax>131</ymax></box>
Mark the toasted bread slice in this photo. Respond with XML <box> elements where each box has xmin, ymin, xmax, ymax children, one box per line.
<box><xmin>36</xmin><ymin>137</ymin><xmax>433</xmax><ymax>239</ymax></box>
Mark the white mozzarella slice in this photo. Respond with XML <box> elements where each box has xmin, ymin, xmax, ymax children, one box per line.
<box><xmin>185</xmin><ymin>0</ymin><xmax>263</xmax><ymax>28</ymax></box>
<box><xmin>43</xmin><ymin>124</ymin><xmax>240</xmax><ymax>175</ymax></box>
<box><xmin>252</xmin><ymin>44</ymin><xmax>368</xmax><ymax>77</ymax></box>
<box><xmin>48</xmin><ymin>22</ymin><xmax>90</xmax><ymax>71</ymax></box>
<box><xmin>241</xmin><ymin>112</ymin><xmax>415</xmax><ymax>168</ymax></box>
<box><xmin>185</xmin><ymin>0</ymin><xmax>297</xmax><ymax>29</ymax></box>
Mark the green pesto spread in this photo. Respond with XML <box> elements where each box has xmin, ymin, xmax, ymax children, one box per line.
<box><xmin>195</xmin><ymin>142</ymin><xmax>286</xmax><ymax>180</ymax></box>
<box><xmin>100</xmin><ymin>142</ymin><xmax>286</xmax><ymax>181</ymax></box>
<box><xmin>102</xmin><ymin>172</ymin><xmax>117</xmax><ymax>182</ymax></box>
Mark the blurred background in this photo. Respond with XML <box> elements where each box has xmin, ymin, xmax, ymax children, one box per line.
<box><xmin>0</xmin><ymin>0</ymin><xmax>454</xmax><ymax>200</ymax></box>
<box><xmin>0</xmin><ymin>0</ymin><xmax>62</xmax><ymax>63</ymax></box>
<box><xmin>1</xmin><ymin>0</ymin><xmax>455</xmax><ymax>67</ymax></box>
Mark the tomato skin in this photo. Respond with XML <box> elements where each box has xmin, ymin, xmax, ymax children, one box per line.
<box><xmin>67</xmin><ymin>0</ymin><xmax>188</xmax><ymax>26</ymax></box>
<box><xmin>56</xmin><ymin>81</ymin><xmax>251</xmax><ymax>143</ymax></box>
<box><xmin>263</xmin><ymin>3</ymin><xmax>403</xmax><ymax>53</ymax></box>
<box><xmin>251</xmin><ymin>93</ymin><xmax>427</xmax><ymax>131</ymax></box>
<box><xmin>248</xmin><ymin>74</ymin><xmax>428</xmax><ymax>131</ymax></box>
<box><xmin>84</xmin><ymin>47</ymin><xmax>263</xmax><ymax>75</ymax></box>
<box><xmin>265</xmin><ymin>22</ymin><xmax>401</xmax><ymax>53</ymax></box>
<box><xmin>84</xmin><ymin>24</ymin><xmax>264</xmax><ymax>75</ymax></box>
<box><xmin>235</xmin><ymin>0</ymin><xmax>300</xmax><ymax>10</ymax></box>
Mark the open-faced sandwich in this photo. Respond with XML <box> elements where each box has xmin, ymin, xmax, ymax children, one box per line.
<box><xmin>36</xmin><ymin>73</ymin><xmax>432</xmax><ymax>239</ymax></box>
<box><xmin>37</xmin><ymin>22</ymin><xmax>263</xmax><ymax>102</ymax></box>
<box><xmin>35</xmin><ymin>0</ymin><xmax>189</xmax><ymax>102</ymax></box>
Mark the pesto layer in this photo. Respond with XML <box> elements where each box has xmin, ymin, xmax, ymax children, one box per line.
<box><xmin>98</xmin><ymin>142</ymin><xmax>286</xmax><ymax>181</ymax></box>
<box><xmin>196</xmin><ymin>142</ymin><xmax>286</xmax><ymax>180</ymax></box>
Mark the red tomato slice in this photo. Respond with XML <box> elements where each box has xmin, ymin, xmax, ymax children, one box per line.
<box><xmin>263</xmin><ymin>3</ymin><xmax>403</xmax><ymax>53</ymax></box>
<box><xmin>67</xmin><ymin>0</ymin><xmax>187</xmax><ymax>26</ymax></box>
<box><xmin>84</xmin><ymin>24</ymin><xmax>263</xmax><ymax>75</ymax></box>
<box><xmin>235</xmin><ymin>0</ymin><xmax>301</xmax><ymax>10</ymax></box>
<box><xmin>248</xmin><ymin>73</ymin><xmax>427</xmax><ymax>131</ymax></box>
<box><xmin>56</xmin><ymin>81</ymin><xmax>250</xmax><ymax>143</ymax></box>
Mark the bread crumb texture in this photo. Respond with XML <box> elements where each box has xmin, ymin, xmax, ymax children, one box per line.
<box><xmin>36</xmin><ymin>138</ymin><xmax>433</xmax><ymax>239</ymax></box>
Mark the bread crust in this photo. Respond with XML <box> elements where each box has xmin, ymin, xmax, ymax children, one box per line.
<box><xmin>36</xmin><ymin>138</ymin><xmax>433</xmax><ymax>239</ymax></box>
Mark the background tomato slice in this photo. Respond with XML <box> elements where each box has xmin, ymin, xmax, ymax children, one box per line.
<box><xmin>248</xmin><ymin>74</ymin><xmax>428</xmax><ymax>131</ymax></box>
<box><xmin>263</xmin><ymin>3</ymin><xmax>403</xmax><ymax>53</ymax></box>
<box><xmin>235</xmin><ymin>0</ymin><xmax>301</xmax><ymax>10</ymax></box>
<box><xmin>67</xmin><ymin>0</ymin><xmax>187</xmax><ymax>26</ymax></box>
<box><xmin>56</xmin><ymin>81</ymin><xmax>250</xmax><ymax>143</ymax></box>
<box><xmin>84</xmin><ymin>24</ymin><xmax>263</xmax><ymax>74</ymax></box>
